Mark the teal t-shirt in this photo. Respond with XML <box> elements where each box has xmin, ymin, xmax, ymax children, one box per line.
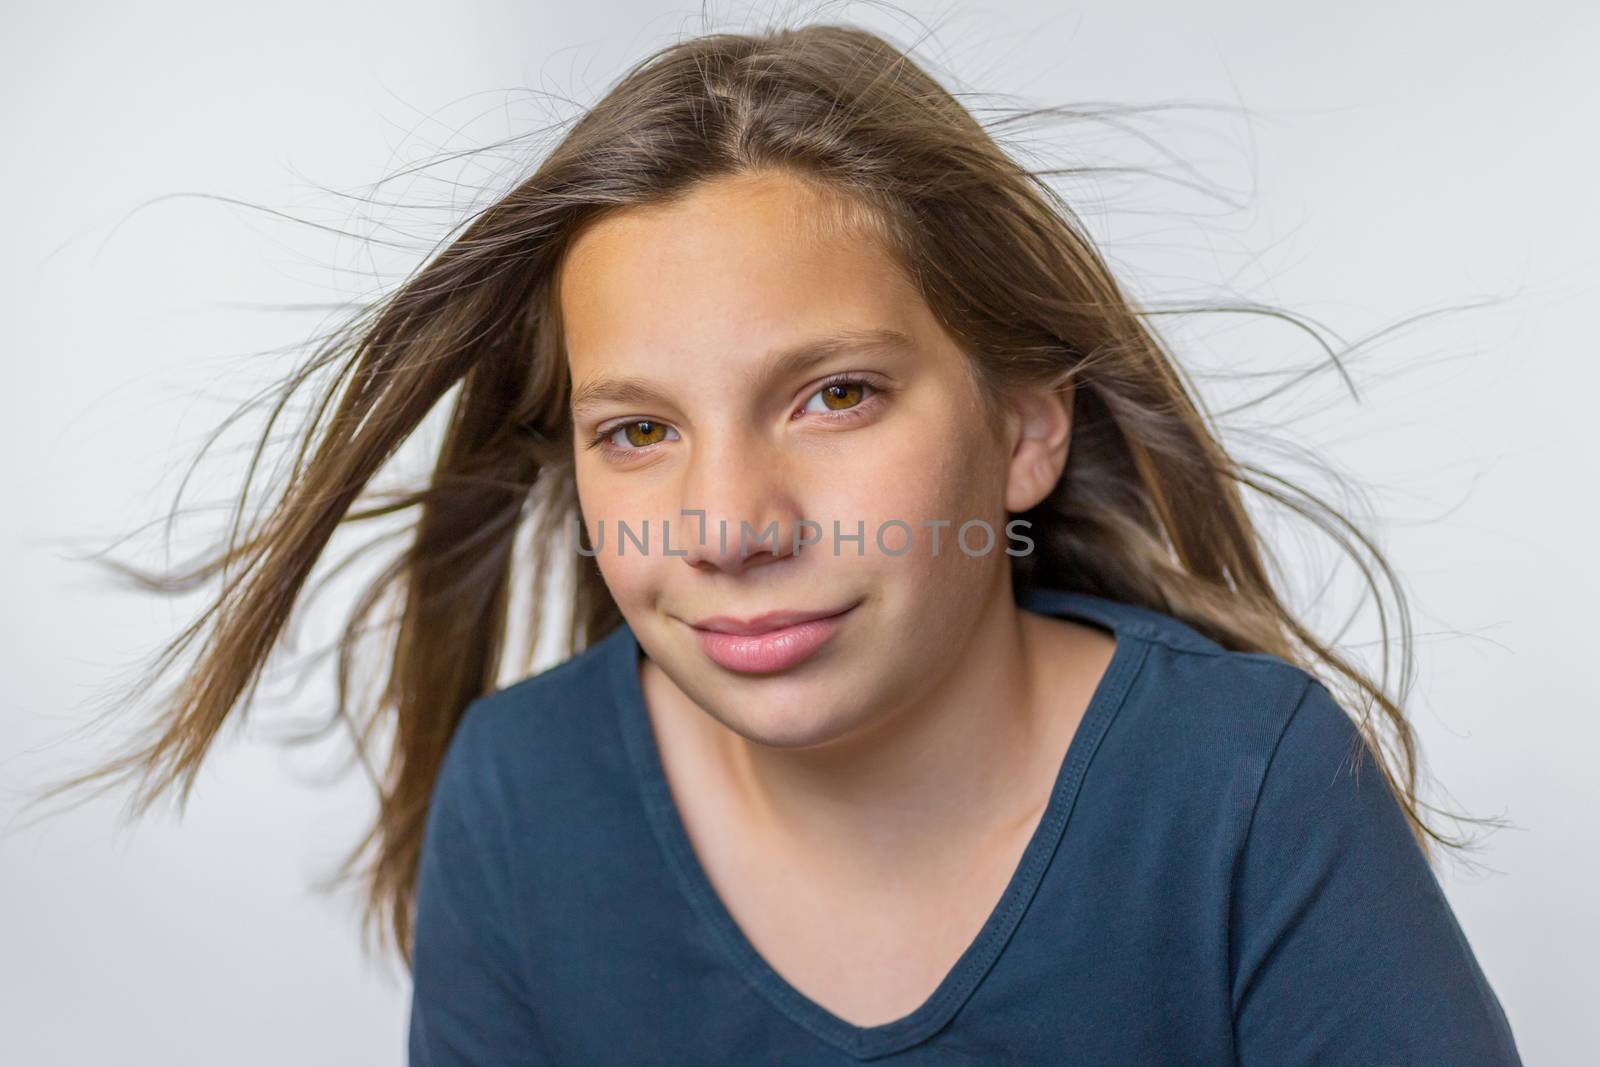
<box><xmin>408</xmin><ymin>585</ymin><xmax>1521</xmax><ymax>1064</ymax></box>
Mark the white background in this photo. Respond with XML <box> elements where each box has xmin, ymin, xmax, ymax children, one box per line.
<box><xmin>4</xmin><ymin>2</ymin><xmax>1595</xmax><ymax>1063</ymax></box>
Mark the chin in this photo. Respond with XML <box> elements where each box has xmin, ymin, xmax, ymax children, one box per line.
<box><xmin>718</xmin><ymin>698</ymin><xmax>865</xmax><ymax>750</ymax></box>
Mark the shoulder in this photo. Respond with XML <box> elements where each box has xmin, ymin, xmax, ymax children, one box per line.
<box><xmin>1098</xmin><ymin>603</ymin><xmax>1426</xmax><ymax>886</ymax></box>
<box><xmin>1084</xmin><ymin>598</ymin><xmax>1416</xmax><ymax>877</ymax></box>
<box><xmin>1115</xmin><ymin>602</ymin><xmax>1414</xmax><ymax>861</ymax></box>
<box><xmin>459</xmin><ymin>624</ymin><xmax>627</xmax><ymax>744</ymax></box>
<box><xmin>1100</xmin><ymin>601</ymin><xmax>1335</xmax><ymax>785</ymax></box>
<box><xmin>434</xmin><ymin>624</ymin><xmax>633</xmax><ymax>815</ymax></box>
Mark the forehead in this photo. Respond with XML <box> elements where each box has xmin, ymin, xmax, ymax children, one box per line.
<box><xmin>557</xmin><ymin>172</ymin><xmax>925</xmax><ymax>380</ymax></box>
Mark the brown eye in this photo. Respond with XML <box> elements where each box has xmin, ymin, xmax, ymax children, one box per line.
<box><xmin>593</xmin><ymin>419</ymin><xmax>677</xmax><ymax>453</ymax></box>
<box><xmin>821</xmin><ymin>381</ymin><xmax>862</xmax><ymax>410</ymax></box>
<box><xmin>620</xmin><ymin>420</ymin><xmax>669</xmax><ymax>447</ymax></box>
<box><xmin>803</xmin><ymin>378</ymin><xmax>872</xmax><ymax>416</ymax></box>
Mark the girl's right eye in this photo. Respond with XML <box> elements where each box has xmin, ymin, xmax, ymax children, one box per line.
<box><xmin>587</xmin><ymin>419</ymin><xmax>679</xmax><ymax>455</ymax></box>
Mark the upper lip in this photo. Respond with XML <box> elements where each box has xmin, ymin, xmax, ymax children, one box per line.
<box><xmin>689</xmin><ymin>602</ymin><xmax>858</xmax><ymax>636</ymax></box>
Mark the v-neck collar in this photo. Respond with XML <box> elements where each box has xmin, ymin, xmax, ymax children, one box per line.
<box><xmin>609</xmin><ymin>585</ymin><xmax>1152</xmax><ymax>1059</ymax></box>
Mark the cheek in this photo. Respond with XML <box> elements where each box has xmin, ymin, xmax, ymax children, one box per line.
<box><xmin>594</xmin><ymin>556</ymin><xmax>649</xmax><ymax>613</ymax></box>
<box><xmin>574</xmin><ymin>467</ymin><xmax>654</xmax><ymax>607</ymax></box>
<box><xmin>798</xmin><ymin>409</ymin><xmax>1002</xmax><ymax>552</ymax></box>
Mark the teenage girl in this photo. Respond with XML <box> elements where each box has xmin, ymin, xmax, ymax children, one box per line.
<box><xmin>43</xmin><ymin>23</ymin><xmax>1522</xmax><ymax>1066</ymax></box>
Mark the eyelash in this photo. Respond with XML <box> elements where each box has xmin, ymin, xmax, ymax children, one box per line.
<box><xmin>584</xmin><ymin>373</ymin><xmax>888</xmax><ymax>457</ymax></box>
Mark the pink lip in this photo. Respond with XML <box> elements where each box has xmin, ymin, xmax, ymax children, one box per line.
<box><xmin>687</xmin><ymin>602</ymin><xmax>859</xmax><ymax>674</ymax></box>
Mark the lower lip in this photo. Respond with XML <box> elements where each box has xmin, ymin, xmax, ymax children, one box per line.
<box><xmin>691</xmin><ymin>605</ymin><xmax>857</xmax><ymax>674</ymax></box>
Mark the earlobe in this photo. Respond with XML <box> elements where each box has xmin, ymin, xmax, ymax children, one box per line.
<box><xmin>1003</xmin><ymin>380</ymin><xmax>1074</xmax><ymax>514</ymax></box>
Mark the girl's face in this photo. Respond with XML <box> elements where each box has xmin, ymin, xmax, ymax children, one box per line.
<box><xmin>561</xmin><ymin>170</ymin><xmax>1051</xmax><ymax>748</ymax></box>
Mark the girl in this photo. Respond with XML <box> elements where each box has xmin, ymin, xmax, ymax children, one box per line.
<box><xmin>40</xmin><ymin>22</ymin><xmax>1521</xmax><ymax>1065</ymax></box>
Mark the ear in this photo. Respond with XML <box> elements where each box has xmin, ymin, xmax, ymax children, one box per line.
<box><xmin>1002</xmin><ymin>378</ymin><xmax>1074</xmax><ymax>514</ymax></box>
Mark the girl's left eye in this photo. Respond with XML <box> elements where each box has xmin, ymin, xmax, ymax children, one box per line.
<box><xmin>799</xmin><ymin>376</ymin><xmax>878</xmax><ymax>417</ymax></box>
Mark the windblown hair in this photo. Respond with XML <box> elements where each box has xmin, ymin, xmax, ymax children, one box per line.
<box><xmin>27</xmin><ymin>20</ymin><xmax>1482</xmax><ymax>969</ymax></box>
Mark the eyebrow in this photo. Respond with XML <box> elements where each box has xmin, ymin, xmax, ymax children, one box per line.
<box><xmin>568</xmin><ymin>327</ymin><xmax>916</xmax><ymax>420</ymax></box>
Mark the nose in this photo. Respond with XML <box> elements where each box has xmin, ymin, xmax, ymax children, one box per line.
<box><xmin>675</xmin><ymin>431</ymin><xmax>802</xmax><ymax>576</ymax></box>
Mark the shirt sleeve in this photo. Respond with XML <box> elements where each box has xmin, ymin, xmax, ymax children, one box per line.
<box><xmin>1229</xmin><ymin>677</ymin><xmax>1522</xmax><ymax>1066</ymax></box>
<box><xmin>408</xmin><ymin>700</ymin><xmax>551</xmax><ymax>1066</ymax></box>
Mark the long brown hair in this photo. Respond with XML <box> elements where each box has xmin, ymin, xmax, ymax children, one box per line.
<box><xmin>22</xmin><ymin>20</ymin><xmax>1492</xmax><ymax>970</ymax></box>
